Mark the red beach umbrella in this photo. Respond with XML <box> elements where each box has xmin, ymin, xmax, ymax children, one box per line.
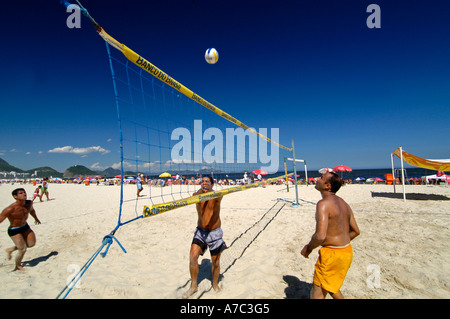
<box><xmin>333</xmin><ymin>165</ymin><xmax>352</xmax><ymax>172</ymax></box>
<box><xmin>333</xmin><ymin>165</ymin><xmax>352</xmax><ymax>179</ymax></box>
<box><xmin>252</xmin><ymin>169</ymin><xmax>268</xmax><ymax>175</ymax></box>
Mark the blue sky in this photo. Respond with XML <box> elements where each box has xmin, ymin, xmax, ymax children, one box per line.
<box><xmin>1</xmin><ymin>0</ymin><xmax>449</xmax><ymax>173</ymax></box>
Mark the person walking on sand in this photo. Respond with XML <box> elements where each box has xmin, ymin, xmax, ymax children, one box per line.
<box><xmin>137</xmin><ymin>174</ymin><xmax>144</xmax><ymax>197</ymax></box>
<box><xmin>32</xmin><ymin>185</ymin><xmax>42</xmax><ymax>202</ymax></box>
<box><xmin>301</xmin><ymin>171</ymin><xmax>360</xmax><ymax>299</ymax></box>
<box><xmin>0</xmin><ymin>188</ymin><xmax>41</xmax><ymax>271</ymax></box>
<box><xmin>183</xmin><ymin>176</ymin><xmax>227</xmax><ymax>299</ymax></box>
<box><xmin>41</xmin><ymin>177</ymin><xmax>50</xmax><ymax>201</ymax></box>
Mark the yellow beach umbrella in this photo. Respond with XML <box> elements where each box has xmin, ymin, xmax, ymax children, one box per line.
<box><xmin>159</xmin><ymin>172</ymin><xmax>171</xmax><ymax>178</ymax></box>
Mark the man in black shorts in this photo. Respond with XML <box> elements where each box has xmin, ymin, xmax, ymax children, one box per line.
<box><xmin>0</xmin><ymin>188</ymin><xmax>41</xmax><ymax>271</ymax></box>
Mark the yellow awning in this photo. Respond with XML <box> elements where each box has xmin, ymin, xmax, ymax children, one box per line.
<box><xmin>393</xmin><ymin>148</ymin><xmax>450</xmax><ymax>172</ymax></box>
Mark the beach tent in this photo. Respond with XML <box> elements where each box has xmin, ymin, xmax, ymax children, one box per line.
<box><xmin>391</xmin><ymin>146</ymin><xmax>450</xmax><ymax>201</ymax></box>
<box><xmin>421</xmin><ymin>174</ymin><xmax>448</xmax><ymax>184</ymax></box>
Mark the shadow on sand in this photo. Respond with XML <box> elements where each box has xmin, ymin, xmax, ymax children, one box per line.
<box><xmin>371</xmin><ymin>192</ymin><xmax>450</xmax><ymax>201</ymax></box>
<box><xmin>283</xmin><ymin>275</ymin><xmax>312</xmax><ymax>299</ymax></box>
<box><xmin>22</xmin><ymin>251</ymin><xmax>59</xmax><ymax>267</ymax></box>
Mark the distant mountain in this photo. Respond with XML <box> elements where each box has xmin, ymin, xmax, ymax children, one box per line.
<box><xmin>63</xmin><ymin>166</ymin><xmax>130</xmax><ymax>178</ymax></box>
<box><xmin>0</xmin><ymin>158</ymin><xmax>207</xmax><ymax>179</ymax></box>
<box><xmin>101</xmin><ymin>167</ymin><xmax>121</xmax><ymax>177</ymax></box>
<box><xmin>63</xmin><ymin>165</ymin><xmax>97</xmax><ymax>178</ymax></box>
<box><xmin>0</xmin><ymin>158</ymin><xmax>63</xmax><ymax>178</ymax></box>
<box><xmin>26</xmin><ymin>167</ymin><xmax>63</xmax><ymax>178</ymax></box>
<box><xmin>0</xmin><ymin>158</ymin><xmax>24</xmax><ymax>173</ymax></box>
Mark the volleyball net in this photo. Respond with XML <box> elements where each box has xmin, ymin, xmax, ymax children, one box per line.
<box><xmin>58</xmin><ymin>0</ymin><xmax>302</xmax><ymax>298</ymax></box>
<box><xmin>106</xmin><ymin>31</ymin><xmax>296</xmax><ymax>226</ymax></box>
<box><xmin>60</xmin><ymin>0</ymin><xmax>305</xmax><ymax>242</ymax></box>
<box><xmin>91</xmin><ymin>14</ymin><xmax>298</xmax><ymax>231</ymax></box>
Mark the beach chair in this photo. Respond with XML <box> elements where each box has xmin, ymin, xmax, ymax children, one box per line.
<box><xmin>384</xmin><ymin>174</ymin><xmax>393</xmax><ymax>185</ymax></box>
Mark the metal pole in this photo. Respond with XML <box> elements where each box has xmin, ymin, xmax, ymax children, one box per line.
<box><xmin>304</xmin><ymin>160</ymin><xmax>308</xmax><ymax>187</ymax></box>
<box><xmin>291</xmin><ymin>139</ymin><xmax>299</xmax><ymax>206</ymax></box>
<box><xmin>391</xmin><ymin>152</ymin><xmax>396</xmax><ymax>193</ymax></box>
<box><xmin>284</xmin><ymin>157</ymin><xmax>289</xmax><ymax>192</ymax></box>
<box><xmin>400</xmin><ymin>146</ymin><xmax>406</xmax><ymax>201</ymax></box>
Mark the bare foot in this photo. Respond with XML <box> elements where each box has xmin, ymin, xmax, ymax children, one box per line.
<box><xmin>213</xmin><ymin>284</ymin><xmax>221</xmax><ymax>293</ymax></box>
<box><xmin>14</xmin><ymin>266</ymin><xmax>25</xmax><ymax>272</ymax></box>
<box><xmin>5</xmin><ymin>248</ymin><xmax>14</xmax><ymax>260</ymax></box>
<box><xmin>182</xmin><ymin>286</ymin><xmax>198</xmax><ymax>299</ymax></box>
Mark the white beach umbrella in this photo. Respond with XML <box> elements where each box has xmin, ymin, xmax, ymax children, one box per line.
<box><xmin>318</xmin><ymin>168</ymin><xmax>333</xmax><ymax>174</ymax></box>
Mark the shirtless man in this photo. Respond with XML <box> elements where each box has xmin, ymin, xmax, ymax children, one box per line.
<box><xmin>0</xmin><ymin>188</ymin><xmax>41</xmax><ymax>271</ymax></box>
<box><xmin>301</xmin><ymin>172</ymin><xmax>360</xmax><ymax>299</ymax></box>
<box><xmin>183</xmin><ymin>176</ymin><xmax>226</xmax><ymax>298</ymax></box>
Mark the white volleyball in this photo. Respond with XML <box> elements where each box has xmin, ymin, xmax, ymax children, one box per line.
<box><xmin>205</xmin><ymin>48</ymin><xmax>219</xmax><ymax>64</ymax></box>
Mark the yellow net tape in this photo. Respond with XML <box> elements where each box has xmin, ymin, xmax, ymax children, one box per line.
<box><xmin>98</xmin><ymin>28</ymin><xmax>292</xmax><ymax>152</ymax></box>
<box><xmin>143</xmin><ymin>173</ymin><xmax>291</xmax><ymax>218</ymax></box>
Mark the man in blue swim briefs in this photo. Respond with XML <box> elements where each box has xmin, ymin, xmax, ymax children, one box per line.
<box><xmin>183</xmin><ymin>176</ymin><xmax>226</xmax><ymax>298</ymax></box>
<box><xmin>0</xmin><ymin>188</ymin><xmax>41</xmax><ymax>271</ymax></box>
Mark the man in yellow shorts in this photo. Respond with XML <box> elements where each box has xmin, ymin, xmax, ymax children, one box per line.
<box><xmin>301</xmin><ymin>172</ymin><xmax>360</xmax><ymax>299</ymax></box>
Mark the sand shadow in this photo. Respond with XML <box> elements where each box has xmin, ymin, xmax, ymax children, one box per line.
<box><xmin>283</xmin><ymin>275</ymin><xmax>312</xmax><ymax>299</ymax></box>
<box><xmin>371</xmin><ymin>192</ymin><xmax>450</xmax><ymax>201</ymax></box>
<box><xmin>22</xmin><ymin>251</ymin><xmax>58</xmax><ymax>267</ymax></box>
<box><xmin>177</xmin><ymin>259</ymin><xmax>223</xmax><ymax>291</ymax></box>
<box><xmin>197</xmin><ymin>259</ymin><xmax>224</xmax><ymax>286</ymax></box>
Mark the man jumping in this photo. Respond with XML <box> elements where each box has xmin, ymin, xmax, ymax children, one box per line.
<box><xmin>1</xmin><ymin>188</ymin><xmax>41</xmax><ymax>271</ymax></box>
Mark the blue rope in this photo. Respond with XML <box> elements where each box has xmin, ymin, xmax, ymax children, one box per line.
<box><xmin>105</xmin><ymin>41</ymin><xmax>126</xmax><ymax>227</ymax></box>
<box><xmin>100</xmin><ymin>234</ymin><xmax>127</xmax><ymax>257</ymax></box>
<box><xmin>57</xmin><ymin>0</ymin><xmax>130</xmax><ymax>300</ymax></box>
<box><xmin>56</xmin><ymin>234</ymin><xmax>127</xmax><ymax>299</ymax></box>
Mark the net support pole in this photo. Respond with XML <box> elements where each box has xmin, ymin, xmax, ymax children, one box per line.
<box><xmin>284</xmin><ymin>157</ymin><xmax>289</xmax><ymax>192</ymax></box>
<box><xmin>391</xmin><ymin>151</ymin><xmax>396</xmax><ymax>194</ymax></box>
<box><xmin>400</xmin><ymin>146</ymin><xmax>406</xmax><ymax>201</ymax></box>
<box><xmin>291</xmin><ymin>139</ymin><xmax>300</xmax><ymax>207</ymax></box>
<box><xmin>285</xmin><ymin>158</ymin><xmax>307</xmax><ymax>184</ymax></box>
<box><xmin>304</xmin><ymin>160</ymin><xmax>308</xmax><ymax>187</ymax></box>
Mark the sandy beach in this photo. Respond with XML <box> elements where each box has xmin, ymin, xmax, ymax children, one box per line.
<box><xmin>0</xmin><ymin>181</ymin><xmax>449</xmax><ymax>299</ymax></box>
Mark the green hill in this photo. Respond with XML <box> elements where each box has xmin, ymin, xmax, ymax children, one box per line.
<box><xmin>26</xmin><ymin>167</ymin><xmax>63</xmax><ymax>178</ymax></box>
<box><xmin>101</xmin><ymin>167</ymin><xmax>121</xmax><ymax>177</ymax></box>
<box><xmin>0</xmin><ymin>158</ymin><xmax>24</xmax><ymax>173</ymax></box>
<box><xmin>0</xmin><ymin>158</ymin><xmax>135</xmax><ymax>179</ymax></box>
<box><xmin>0</xmin><ymin>158</ymin><xmax>63</xmax><ymax>178</ymax></box>
<box><xmin>63</xmin><ymin>165</ymin><xmax>97</xmax><ymax>178</ymax></box>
